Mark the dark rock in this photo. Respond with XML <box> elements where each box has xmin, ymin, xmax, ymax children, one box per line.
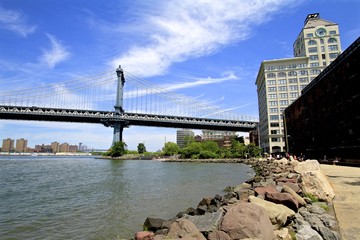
<box><xmin>318</xmin><ymin>226</ymin><xmax>341</xmax><ymax>240</ymax></box>
<box><xmin>143</xmin><ymin>217</ymin><xmax>166</xmax><ymax>232</ymax></box>
<box><xmin>182</xmin><ymin>211</ymin><xmax>223</xmax><ymax>232</ymax></box>
<box><xmin>276</xmin><ymin>177</ymin><xmax>297</xmax><ymax>183</ymax></box>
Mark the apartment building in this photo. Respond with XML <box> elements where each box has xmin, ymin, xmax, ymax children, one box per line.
<box><xmin>255</xmin><ymin>13</ymin><xmax>342</xmax><ymax>153</ymax></box>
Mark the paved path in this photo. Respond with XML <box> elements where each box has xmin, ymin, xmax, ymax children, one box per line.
<box><xmin>320</xmin><ymin>164</ymin><xmax>360</xmax><ymax>240</ymax></box>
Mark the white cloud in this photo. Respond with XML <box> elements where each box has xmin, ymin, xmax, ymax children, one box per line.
<box><xmin>0</xmin><ymin>6</ymin><xmax>37</xmax><ymax>37</ymax></box>
<box><xmin>109</xmin><ymin>0</ymin><xmax>300</xmax><ymax>77</ymax></box>
<box><xmin>39</xmin><ymin>34</ymin><xmax>71</xmax><ymax>68</ymax></box>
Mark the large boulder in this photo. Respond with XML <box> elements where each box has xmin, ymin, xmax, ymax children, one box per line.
<box><xmin>295</xmin><ymin>225</ymin><xmax>323</xmax><ymax>240</ymax></box>
<box><xmin>166</xmin><ymin>219</ymin><xmax>206</xmax><ymax>240</ymax></box>
<box><xmin>249</xmin><ymin>196</ymin><xmax>295</xmax><ymax>229</ymax></box>
<box><xmin>208</xmin><ymin>230</ymin><xmax>232</xmax><ymax>240</ymax></box>
<box><xmin>182</xmin><ymin>211</ymin><xmax>223</xmax><ymax>232</ymax></box>
<box><xmin>265</xmin><ymin>192</ymin><xmax>299</xmax><ymax>211</ymax></box>
<box><xmin>294</xmin><ymin>160</ymin><xmax>335</xmax><ymax>202</ymax></box>
<box><xmin>135</xmin><ymin>231</ymin><xmax>155</xmax><ymax>240</ymax></box>
<box><xmin>220</xmin><ymin>202</ymin><xmax>274</xmax><ymax>239</ymax></box>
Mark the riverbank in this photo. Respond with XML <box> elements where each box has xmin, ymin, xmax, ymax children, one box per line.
<box><xmin>133</xmin><ymin>158</ymin><xmax>341</xmax><ymax>240</ymax></box>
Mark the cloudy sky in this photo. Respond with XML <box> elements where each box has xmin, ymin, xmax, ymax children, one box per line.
<box><xmin>1</xmin><ymin>0</ymin><xmax>359</xmax><ymax>151</ymax></box>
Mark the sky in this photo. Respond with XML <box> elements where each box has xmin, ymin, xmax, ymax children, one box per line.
<box><xmin>0</xmin><ymin>0</ymin><xmax>359</xmax><ymax>152</ymax></box>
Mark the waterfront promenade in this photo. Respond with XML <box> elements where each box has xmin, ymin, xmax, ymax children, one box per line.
<box><xmin>320</xmin><ymin>164</ymin><xmax>360</xmax><ymax>240</ymax></box>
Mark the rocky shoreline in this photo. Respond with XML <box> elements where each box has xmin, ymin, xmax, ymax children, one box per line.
<box><xmin>133</xmin><ymin>158</ymin><xmax>341</xmax><ymax>240</ymax></box>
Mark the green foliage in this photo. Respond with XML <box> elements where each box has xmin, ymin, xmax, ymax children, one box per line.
<box><xmin>180</xmin><ymin>142</ymin><xmax>202</xmax><ymax>158</ymax></box>
<box><xmin>304</xmin><ymin>193</ymin><xmax>319</xmax><ymax>202</ymax></box>
<box><xmin>246</xmin><ymin>143</ymin><xmax>262</xmax><ymax>157</ymax></box>
<box><xmin>320</xmin><ymin>203</ymin><xmax>329</xmax><ymax>212</ymax></box>
<box><xmin>231</xmin><ymin>139</ymin><xmax>246</xmax><ymax>158</ymax></box>
<box><xmin>183</xmin><ymin>135</ymin><xmax>195</xmax><ymax>148</ymax></box>
<box><xmin>162</xmin><ymin>142</ymin><xmax>179</xmax><ymax>156</ymax></box>
<box><xmin>108</xmin><ymin>141</ymin><xmax>127</xmax><ymax>157</ymax></box>
<box><xmin>137</xmin><ymin>143</ymin><xmax>147</xmax><ymax>154</ymax></box>
<box><xmin>199</xmin><ymin>150</ymin><xmax>218</xmax><ymax>159</ymax></box>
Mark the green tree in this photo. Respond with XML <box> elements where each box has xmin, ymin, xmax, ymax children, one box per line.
<box><xmin>246</xmin><ymin>143</ymin><xmax>262</xmax><ymax>157</ymax></box>
<box><xmin>162</xmin><ymin>142</ymin><xmax>179</xmax><ymax>156</ymax></box>
<box><xmin>180</xmin><ymin>142</ymin><xmax>202</xmax><ymax>158</ymax></box>
<box><xmin>231</xmin><ymin>139</ymin><xmax>246</xmax><ymax>158</ymax></box>
<box><xmin>183</xmin><ymin>135</ymin><xmax>195</xmax><ymax>148</ymax></box>
<box><xmin>137</xmin><ymin>143</ymin><xmax>146</xmax><ymax>154</ymax></box>
<box><xmin>201</xmin><ymin>141</ymin><xmax>220</xmax><ymax>153</ymax></box>
<box><xmin>109</xmin><ymin>141</ymin><xmax>127</xmax><ymax>157</ymax></box>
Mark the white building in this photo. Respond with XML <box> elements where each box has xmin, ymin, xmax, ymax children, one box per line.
<box><xmin>176</xmin><ymin>129</ymin><xmax>194</xmax><ymax>148</ymax></box>
<box><xmin>255</xmin><ymin>13</ymin><xmax>342</xmax><ymax>153</ymax></box>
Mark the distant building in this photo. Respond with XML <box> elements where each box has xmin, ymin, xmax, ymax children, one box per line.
<box><xmin>15</xmin><ymin>138</ymin><xmax>28</xmax><ymax>152</ymax></box>
<box><xmin>176</xmin><ymin>129</ymin><xmax>195</xmax><ymax>148</ymax></box>
<box><xmin>202</xmin><ymin>130</ymin><xmax>237</xmax><ymax>140</ymax></box>
<box><xmin>255</xmin><ymin>13</ymin><xmax>342</xmax><ymax>153</ymax></box>
<box><xmin>249</xmin><ymin>130</ymin><xmax>259</xmax><ymax>146</ymax></box>
<box><xmin>35</xmin><ymin>144</ymin><xmax>52</xmax><ymax>153</ymax></box>
<box><xmin>69</xmin><ymin>145</ymin><xmax>79</xmax><ymax>152</ymax></box>
<box><xmin>59</xmin><ymin>142</ymin><xmax>70</xmax><ymax>152</ymax></box>
<box><xmin>51</xmin><ymin>142</ymin><xmax>60</xmax><ymax>153</ymax></box>
<box><xmin>2</xmin><ymin>138</ymin><xmax>14</xmax><ymax>152</ymax></box>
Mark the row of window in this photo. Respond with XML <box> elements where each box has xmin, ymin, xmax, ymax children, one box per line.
<box><xmin>265</xmin><ymin>63</ymin><xmax>307</xmax><ymax>71</ymax></box>
<box><xmin>308</xmin><ymin>45</ymin><xmax>339</xmax><ymax>53</ymax></box>
<box><xmin>306</xmin><ymin>30</ymin><xmax>337</xmax><ymax>38</ymax></box>
<box><xmin>266</xmin><ymin>69</ymin><xmax>321</xmax><ymax>78</ymax></box>
<box><xmin>268</xmin><ymin>85</ymin><xmax>300</xmax><ymax>92</ymax></box>
<box><xmin>308</xmin><ymin>38</ymin><xmax>337</xmax><ymax>46</ymax></box>
<box><xmin>309</xmin><ymin>53</ymin><xmax>339</xmax><ymax>61</ymax></box>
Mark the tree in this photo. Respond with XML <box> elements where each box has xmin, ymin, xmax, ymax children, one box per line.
<box><xmin>230</xmin><ymin>139</ymin><xmax>246</xmax><ymax>158</ymax></box>
<box><xmin>246</xmin><ymin>143</ymin><xmax>262</xmax><ymax>157</ymax></box>
<box><xmin>180</xmin><ymin>142</ymin><xmax>202</xmax><ymax>158</ymax></box>
<box><xmin>183</xmin><ymin>135</ymin><xmax>195</xmax><ymax>148</ymax></box>
<box><xmin>162</xmin><ymin>142</ymin><xmax>179</xmax><ymax>156</ymax></box>
<box><xmin>109</xmin><ymin>141</ymin><xmax>127</xmax><ymax>157</ymax></box>
<box><xmin>137</xmin><ymin>143</ymin><xmax>146</xmax><ymax>154</ymax></box>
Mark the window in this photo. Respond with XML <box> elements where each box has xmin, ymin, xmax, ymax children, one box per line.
<box><xmin>271</xmin><ymin>130</ymin><xmax>280</xmax><ymax>134</ymax></box>
<box><xmin>278</xmin><ymin>79</ymin><xmax>287</xmax><ymax>85</ymax></box>
<box><xmin>306</xmin><ymin>33</ymin><xmax>313</xmax><ymax>38</ymax></box>
<box><xmin>309</xmin><ymin>55</ymin><xmax>318</xmax><ymax>61</ymax></box>
<box><xmin>279</xmin><ymin>100</ymin><xmax>289</xmax><ymax>106</ymax></box>
<box><xmin>288</xmin><ymin>78</ymin><xmax>298</xmax><ymax>84</ymax></box>
<box><xmin>267</xmin><ymin>73</ymin><xmax>276</xmax><ymax>78</ymax></box>
<box><xmin>322</xmin><ymin>54</ymin><xmax>326</xmax><ymax>59</ymax></box>
<box><xmin>330</xmin><ymin>53</ymin><xmax>339</xmax><ymax>59</ymax></box>
<box><xmin>329</xmin><ymin>30</ymin><xmax>336</xmax><ymax>35</ymax></box>
<box><xmin>277</xmin><ymin>72</ymin><xmax>286</xmax><ymax>77</ymax></box>
<box><xmin>299</xmin><ymin>77</ymin><xmax>309</xmax><ymax>83</ymax></box>
<box><xmin>310</xmin><ymin>62</ymin><xmax>319</xmax><ymax>67</ymax></box>
<box><xmin>299</xmin><ymin>70</ymin><xmax>308</xmax><ymax>75</ymax></box>
<box><xmin>289</xmin><ymin>85</ymin><xmax>298</xmax><ymax>91</ymax></box>
<box><xmin>271</xmin><ymin>138</ymin><xmax>280</xmax><ymax>142</ymax></box>
<box><xmin>269</xmin><ymin>101</ymin><xmax>278</xmax><ymax>106</ymax></box>
<box><xmin>308</xmin><ymin>47</ymin><xmax>318</xmax><ymax>53</ymax></box>
<box><xmin>277</xmin><ymin>65</ymin><xmax>286</xmax><ymax>70</ymax></box>
<box><xmin>288</xmin><ymin>64</ymin><xmax>297</xmax><ymax>69</ymax></box>
<box><xmin>270</xmin><ymin>123</ymin><xmax>279</xmax><ymax>127</ymax></box>
<box><xmin>298</xmin><ymin>63</ymin><xmax>307</xmax><ymax>68</ymax></box>
<box><xmin>320</xmin><ymin>39</ymin><xmax>324</xmax><ymax>44</ymax></box>
<box><xmin>268</xmin><ymin>87</ymin><xmax>276</xmax><ymax>92</ymax></box>
<box><xmin>328</xmin><ymin>38</ymin><xmax>337</xmax><ymax>43</ymax></box>
<box><xmin>290</xmin><ymin>92</ymin><xmax>299</xmax><ymax>98</ymax></box>
<box><xmin>288</xmin><ymin>71</ymin><xmax>297</xmax><ymax>76</ymax></box>
<box><xmin>321</xmin><ymin>46</ymin><xmax>325</xmax><ymax>52</ymax></box>
<box><xmin>308</xmin><ymin>40</ymin><xmax>317</xmax><ymax>45</ymax></box>
<box><xmin>270</xmin><ymin>108</ymin><xmax>278</xmax><ymax>113</ymax></box>
<box><xmin>328</xmin><ymin>45</ymin><xmax>338</xmax><ymax>51</ymax></box>
<box><xmin>278</xmin><ymin>86</ymin><xmax>287</xmax><ymax>91</ymax></box>
<box><xmin>300</xmin><ymin>85</ymin><xmax>307</xmax><ymax>90</ymax></box>
<box><xmin>267</xmin><ymin>80</ymin><xmax>276</xmax><ymax>85</ymax></box>
<box><xmin>279</xmin><ymin>93</ymin><xmax>288</xmax><ymax>99</ymax></box>
<box><xmin>310</xmin><ymin>69</ymin><xmax>321</xmax><ymax>75</ymax></box>
<box><xmin>270</xmin><ymin>115</ymin><xmax>279</xmax><ymax>120</ymax></box>
<box><xmin>268</xmin><ymin>94</ymin><xmax>277</xmax><ymax>99</ymax></box>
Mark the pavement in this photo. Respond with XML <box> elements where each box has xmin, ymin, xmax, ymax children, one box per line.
<box><xmin>320</xmin><ymin>164</ymin><xmax>360</xmax><ymax>240</ymax></box>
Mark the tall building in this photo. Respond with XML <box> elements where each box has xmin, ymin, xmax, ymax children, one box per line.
<box><xmin>2</xmin><ymin>138</ymin><xmax>14</xmax><ymax>152</ymax></box>
<box><xmin>15</xmin><ymin>138</ymin><xmax>28</xmax><ymax>152</ymax></box>
<box><xmin>51</xmin><ymin>141</ymin><xmax>60</xmax><ymax>153</ymax></box>
<box><xmin>59</xmin><ymin>142</ymin><xmax>70</xmax><ymax>152</ymax></box>
<box><xmin>202</xmin><ymin>130</ymin><xmax>237</xmax><ymax>141</ymax></box>
<box><xmin>176</xmin><ymin>129</ymin><xmax>194</xmax><ymax>148</ymax></box>
<box><xmin>255</xmin><ymin>13</ymin><xmax>342</xmax><ymax>154</ymax></box>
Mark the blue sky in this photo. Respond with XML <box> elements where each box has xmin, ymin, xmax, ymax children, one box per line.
<box><xmin>1</xmin><ymin>0</ymin><xmax>359</xmax><ymax>152</ymax></box>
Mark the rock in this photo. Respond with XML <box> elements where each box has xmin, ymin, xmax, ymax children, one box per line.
<box><xmin>295</xmin><ymin>225</ymin><xmax>323</xmax><ymax>240</ymax></box>
<box><xmin>319</xmin><ymin>214</ymin><xmax>338</xmax><ymax>229</ymax></box>
<box><xmin>265</xmin><ymin>192</ymin><xmax>299</xmax><ymax>211</ymax></box>
<box><xmin>233</xmin><ymin>182</ymin><xmax>252</xmax><ymax>192</ymax></box>
<box><xmin>208</xmin><ymin>230</ymin><xmax>232</xmax><ymax>240</ymax></box>
<box><xmin>282</xmin><ymin>185</ymin><xmax>306</xmax><ymax>206</ymax></box>
<box><xmin>277</xmin><ymin>182</ymin><xmax>301</xmax><ymax>193</ymax></box>
<box><xmin>143</xmin><ymin>217</ymin><xmax>167</xmax><ymax>232</ymax></box>
<box><xmin>135</xmin><ymin>231</ymin><xmax>155</xmax><ymax>240</ymax></box>
<box><xmin>294</xmin><ymin>160</ymin><xmax>335</xmax><ymax>202</ymax></box>
<box><xmin>254</xmin><ymin>186</ymin><xmax>279</xmax><ymax>198</ymax></box>
<box><xmin>276</xmin><ymin>177</ymin><xmax>297</xmax><ymax>183</ymax></box>
<box><xmin>306</xmin><ymin>204</ymin><xmax>326</xmax><ymax>215</ymax></box>
<box><xmin>220</xmin><ymin>202</ymin><xmax>274</xmax><ymax>239</ymax></box>
<box><xmin>166</xmin><ymin>219</ymin><xmax>206</xmax><ymax>240</ymax></box>
<box><xmin>277</xmin><ymin>158</ymin><xmax>289</xmax><ymax>164</ymax></box>
<box><xmin>182</xmin><ymin>211</ymin><xmax>223</xmax><ymax>232</ymax></box>
<box><xmin>318</xmin><ymin>226</ymin><xmax>341</xmax><ymax>240</ymax></box>
<box><xmin>274</xmin><ymin>228</ymin><xmax>292</xmax><ymax>240</ymax></box>
<box><xmin>249</xmin><ymin>196</ymin><xmax>295</xmax><ymax>229</ymax></box>
<box><xmin>299</xmin><ymin>208</ymin><xmax>325</xmax><ymax>231</ymax></box>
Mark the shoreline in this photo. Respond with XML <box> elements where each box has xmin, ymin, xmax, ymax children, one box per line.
<box><xmin>133</xmin><ymin>158</ymin><xmax>341</xmax><ymax>240</ymax></box>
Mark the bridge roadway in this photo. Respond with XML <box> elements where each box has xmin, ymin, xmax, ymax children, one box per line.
<box><xmin>0</xmin><ymin>105</ymin><xmax>257</xmax><ymax>132</ymax></box>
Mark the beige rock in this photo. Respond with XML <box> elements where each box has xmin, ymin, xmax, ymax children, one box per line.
<box><xmin>249</xmin><ymin>196</ymin><xmax>295</xmax><ymax>229</ymax></box>
<box><xmin>282</xmin><ymin>185</ymin><xmax>306</xmax><ymax>206</ymax></box>
<box><xmin>166</xmin><ymin>219</ymin><xmax>206</xmax><ymax>240</ymax></box>
<box><xmin>274</xmin><ymin>228</ymin><xmax>292</xmax><ymax>240</ymax></box>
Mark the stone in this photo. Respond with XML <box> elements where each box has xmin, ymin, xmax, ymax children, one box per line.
<box><xmin>277</xmin><ymin>158</ymin><xmax>289</xmax><ymax>164</ymax></box>
<box><xmin>299</xmin><ymin>208</ymin><xmax>325</xmax><ymax>231</ymax></box>
<box><xmin>249</xmin><ymin>196</ymin><xmax>295</xmax><ymax>229</ymax></box>
<box><xmin>182</xmin><ymin>211</ymin><xmax>223</xmax><ymax>232</ymax></box>
<box><xmin>274</xmin><ymin>228</ymin><xmax>292</xmax><ymax>240</ymax></box>
<box><xmin>135</xmin><ymin>231</ymin><xmax>155</xmax><ymax>240</ymax></box>
<box><xmin>318</xmin><ymin>226</ymin><xmax>341</xmax><ymax>240</ymax></box>
<box><xmin>233</xmin><ymin>182</ymin><xmax>251</xmax><ymax>192</ymax></box>
<box><xmin>143</xmin><ymin>217</ymin><xmax>166</xmax><ymax>232</ymax></box>
<box><xmin>295</xmin><ymin>225</ymin><xmax>323</xmax><ymax>240</ymax></box>
<box><xmin>220</xmin><ymin>202</ymin><xmax>274</xmax><ymax>240</ymax></box>
<box><xmin>281</xmin><ymin>185</ymin><xmax>306</xmax><ymax>206</ymax></box>
<box><xmin>265</xmin><ymin>192</ymin><xmax>300</xmax><ymax>211</ymax></box>
<box><xmin>254</xmin><ymin>186</ymin><xmax>279</xmax><ymax>198</ymax></box>
<box><xmin>276</xmin><ymin>177</ymin><xmax>297</xmax><ymax>183</ymax></box>
<box><xmin>277</xmin><ymin>182</ymin><xmax>301</xmax><ymax>193</ymax></box>
<box><xmin>208</xmin><ymin>230</ymin><xmax>232</xmax><ymax>240</ymax></box>
<box><xmin>294</xmin><ymin>160</ymin><xmax>335</xmax><ymax>202</ymax></box>
<box><xmin>166</xmin><ymin>219</ymin><xmax>206</xmax><ymax>240</ymax></box>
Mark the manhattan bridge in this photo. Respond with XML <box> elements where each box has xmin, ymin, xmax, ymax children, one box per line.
<box><xmin>0</xmin><ymin>66</ymin><xmax>258</xmax><ymax>144</ymax></box>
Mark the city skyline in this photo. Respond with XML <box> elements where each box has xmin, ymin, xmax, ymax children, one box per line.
<box><xmin>1</xmin><ymin>0</ymin><xmax>359</xmax><ymax>151</ymax></box>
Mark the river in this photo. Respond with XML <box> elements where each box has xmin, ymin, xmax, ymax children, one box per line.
<box><xmin>0</xmin><ymin>156</ymin><xmax>254</xmax><ymax>239</ymax></box>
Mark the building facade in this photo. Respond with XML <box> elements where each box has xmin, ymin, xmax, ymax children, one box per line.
<box><xmin>255</xmin><ymin>13</ymin><xmax>342</xmax><ymax>153</ymax></box>
<box><xmin>176</xmin><ymin>129</ymin><xmax>194</xmax><ymax>148</ymax></box>
<box><xmin>15</xmin><ymin>138</ymin><xmax>28</xmax><ymax>152</ymax></box>
<box><xmin>2</xmin><ymin>138</ymin><xmax>14</xmax><ymax>152</ymax></box>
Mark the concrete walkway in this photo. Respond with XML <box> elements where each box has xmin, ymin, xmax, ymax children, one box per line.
<box><xmin>320</xmin><ymin>164</ymin><xmax>360</xmax><ymax>240</ymax></box>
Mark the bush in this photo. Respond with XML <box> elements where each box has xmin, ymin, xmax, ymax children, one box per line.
<box><xmin>199</xmin><ymin>150</ymin><xmax>218</xmax><ymax>159</ymax></box>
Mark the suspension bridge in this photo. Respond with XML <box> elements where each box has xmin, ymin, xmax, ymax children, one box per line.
<box><xmin>0</xmin><ymin>66</ymin><xmax>258</xmax><ymax>144</ymax></box>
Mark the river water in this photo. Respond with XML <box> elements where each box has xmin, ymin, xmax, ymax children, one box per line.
<box><xmin>0</xmin><ymin>156</ymin><xmax>254</xmax><ymax>239</ymax></box>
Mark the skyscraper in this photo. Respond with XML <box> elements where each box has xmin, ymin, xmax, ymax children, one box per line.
<box><xmin>255</xmin><ymin>13</ymin><xmax>342</xmax><ymax>154</ymax></box>
<box><xmin>15</xmin><ymin>138</ymin><xmax>28</xmax><ymax>152</ymax></box>
<box><xmin>176</xmin><ymin>129</ymin><xmax>194</xmax><ymax>148</ymax></box>
<box><xmin>2</xmin><ymin>138</ymin><xmax>14</xmax><ymax>152</ymax></box>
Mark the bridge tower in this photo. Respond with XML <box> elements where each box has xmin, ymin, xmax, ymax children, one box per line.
<box><xmin>113</xmin><ymin>65</ymin><xmax>126</xmax><ymax>144</ymax></box>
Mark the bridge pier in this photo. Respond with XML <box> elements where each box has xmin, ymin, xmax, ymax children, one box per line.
<box><xmin>112</xmin><ymin>65</ymin><xmax>126</xmax><ymax>144</ymax></box>
<box><xmin>112</xmin><ymin>122</ymin><xmax>124</xmax><ymax>144</ymax></box>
